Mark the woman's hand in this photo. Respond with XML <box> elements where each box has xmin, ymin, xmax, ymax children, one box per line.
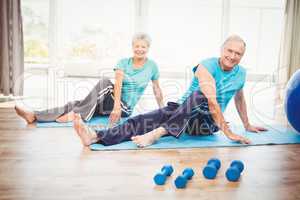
<box><xmin>109</xmin><ymin>107</ymin><xmax>122</xmax><ymax>127</ymax></box>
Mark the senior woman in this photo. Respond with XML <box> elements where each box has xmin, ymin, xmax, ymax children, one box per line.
<box><xmin>15</xmin><ymin>33</ymin><xmax>164</xmax><ymax>126</ymax></box>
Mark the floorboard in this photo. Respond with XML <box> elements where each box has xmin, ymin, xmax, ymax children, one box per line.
<box><xmin>1</xmin><ymin>107</ymin><xmax>300</xmax><ymax>200</ymax></box>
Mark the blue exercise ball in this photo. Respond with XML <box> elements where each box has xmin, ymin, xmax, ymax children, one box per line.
<box><xmin>285</xmin><ymin>69</ymin><xmax>300</xmax><ymax>133</ymax></box>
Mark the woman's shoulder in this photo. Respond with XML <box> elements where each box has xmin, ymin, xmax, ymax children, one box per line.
<box><xmin>146</xmin><ymin>58</ymin><xmax>158</xmax><ymax>68</ymax></box>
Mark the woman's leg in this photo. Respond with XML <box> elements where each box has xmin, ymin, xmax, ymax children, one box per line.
<box><xmin>34</xmin><ymin>101</ymin><xmax>80</xmax><ymax>122</ymax></box>
<box><xmin>27</xmin><ymin>77</ymin><xmax>114</xmax><ymax>123</ymax></box>
<box><xmin>72</xmin><ymin>77</ymin><xmax>114</xmax><ymax>121</ymax></box>
<box><xmin>15</xmin><ymin>106</ymin><xmax>36</xmax><ymax>123</ymax></box>
<box><xmin>14</xmin><ymin>100</ymin><xmax>79</xmax><ymax>123</ymax></box>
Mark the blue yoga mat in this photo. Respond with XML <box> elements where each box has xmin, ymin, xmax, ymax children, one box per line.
<box><xmin>36</xmin><ymin>116</ymin><xmax>300</xmax><ymax>150</ymax></box>
<box><xmin>90</xmin><ymin>125</ymin><xmax>300</xmax><ymax>150</ymax></box>
<box><xmin>36</xmin><ymin>116</ymin><xmax>128</xmax><ymax>128</ymax></box>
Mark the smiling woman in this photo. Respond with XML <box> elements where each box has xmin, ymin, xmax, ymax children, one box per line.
<box><xmin>15</xmin><ymin>33</ymin><xmax>164</xmax><ymax>126</ymax></box>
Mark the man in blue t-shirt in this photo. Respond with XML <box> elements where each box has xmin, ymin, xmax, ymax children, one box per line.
<box><xmin>74</xmin><ymin>35</ymin><xmax>267</xmax><ymax>147</ymax></box>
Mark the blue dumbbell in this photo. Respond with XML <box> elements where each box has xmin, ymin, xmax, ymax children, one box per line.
<box><xmin>226</xmin><ymin>160</ymin><xmax>244</xmax><ymax>182</ymax></box>
<box><xmin>174</xmin><ymin>168</ymin><xmax>194</xmax><ymax>188</ymax></box>
<box><xmin>202</xmin><ymin>158</ymin><xmax>221</xmax><ymax>179</ymax></box>
<box><xmin>153</xmin><ymin>165</ymin><xmax>174</xmax><ymax>185</ymax></box>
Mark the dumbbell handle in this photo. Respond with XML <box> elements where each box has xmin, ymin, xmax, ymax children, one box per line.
<box><xmin>230</xmin><ymin>165</ymin><xmax>239</xmax><ymax>171</ymax></box>
<box><xmin>230</xmin><ymin>164</ymin><xmax>243</xmax><ymax>172</ymax></box>
<box><xmin>207</xmin><ymin>162</ymin><xmax>217</xmax><ymax>168</ymax></box>
<box><xmin>181</xmin><ymin>171</ymin><xmax>191</xmax><ymax>179</ymax></box>
<box><xmin>160</xmin><ymin>168</ymin><xmax>170</xmax><ymax>176</ymax></box>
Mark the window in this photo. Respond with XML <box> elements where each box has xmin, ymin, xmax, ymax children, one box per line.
<box><xmin>229</xmin><ymin>0</ymin><xmax>285</xmax><ymax>74</ymax></box>
<box><xmin>22</xmin><ymin>0</ymin><xmax>49</xmax><ymax>66</ymax></box>
<box><xmin>22</xmin><ymin>0</ymin><xmax>285</xmax><ymax>77</ymax></box>
<box><xmin>147</xmin><ymin>0</ymin><xmax>223</xmax><ymax>72</ymax></box>
<box><xmin>59</xmin><ymin>0</ymin><xmax>135</xmax><ymax>76</ymax></box>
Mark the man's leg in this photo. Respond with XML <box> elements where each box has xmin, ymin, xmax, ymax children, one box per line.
<box><xmin>130</xmin><ymin>91</ymin><xmax>214</xmax><ymax>146</ymax></box>
<box><xmin>73</xmin><ymin>103</ymin><xmax>179</xmax><ymax>146</ymax></box>
<box><xmin>184</xmin><ymin>112</ymin><xmax>219</xmax><ymax>136</ymax></box>
<box><xmin>159</xmin><ymin>91</ymin><xmax>213</xmax><ymax>137</ymax></box>
<box><xmin>74</xmin><ymin>91</ymin><xmax>215</xmax><ymax>147</ymax></box>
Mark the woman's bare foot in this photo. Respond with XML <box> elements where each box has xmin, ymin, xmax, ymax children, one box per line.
<box><xmin>73</xmin><ymin>113</ymin><xmax>99</xmax><ymax>146</ymax></box>
<box><xmin>56</xmin><ymin>111</ymin><xmax>75</xmax><ymax>123</ymax></box>
<box><xmin>15</xmin><ymin>106</ymin><xmax>36</xmax><ymax>124</ymax></box>
<box><xmin>131</xmin><ymin>127</ymin><xmax>167</xmax><ymax>148</ymax></box>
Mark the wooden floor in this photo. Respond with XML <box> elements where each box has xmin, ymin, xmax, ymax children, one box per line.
<box><xmin>1</xmin><ymin>107</ymin><xmax>300</xmax><ymax>200</ymax></box>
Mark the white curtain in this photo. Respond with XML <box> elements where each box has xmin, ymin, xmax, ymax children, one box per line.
<box><xmin>275</xmin><ymin>0</ymin><xmax>300</xmax><ymax>121</ymax></box>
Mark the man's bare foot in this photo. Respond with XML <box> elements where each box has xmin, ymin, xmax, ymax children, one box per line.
<box><xmin>56</xmin><ymin>111</ymin><xmax>75</xmax><ymax>123</ymax></box>
<box><xmin>15</xmin><ymin>106</ymin><xmax>36</xmax><ymax>124</ymax></box>
<box><xmin>131</xmin><ymin>127</ymin><xmax>167</xmax><ymax>148</ymax></box>
<box><xmin>73</xmin><ymin>113</ymin><xmax>98</xmax><ymax>146</ymax></box>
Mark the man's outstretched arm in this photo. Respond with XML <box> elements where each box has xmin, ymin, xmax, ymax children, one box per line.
<box><xmin>234</xmin><ymin>89</ymin><xmax>268</xmax><ymax>132</ymax></box>
<box><xmin>195</xmin><ymin>65</ymin><xmax>250</xmax><ymax>144</ymax></box>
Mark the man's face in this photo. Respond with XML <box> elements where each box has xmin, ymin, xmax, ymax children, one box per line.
<box><xmin>220</xmin><ymin>41</ymin><xmax>245</xmax><ymax>71</ymax></box>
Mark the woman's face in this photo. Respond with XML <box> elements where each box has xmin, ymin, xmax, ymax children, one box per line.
<box><xmin>132</xmin><ymin>39</ymin><xmax>149</xmax><ymax>59</ymax></box>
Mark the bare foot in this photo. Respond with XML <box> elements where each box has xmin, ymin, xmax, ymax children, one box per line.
<box><xmin>73</xmin><ymin>114</ymin><xmax>99</xmax><ymax>146</ymax></box>
<box><xmin>56</xmin><ymin>111</ymin><xmax>75</xmax><ymax>123</ymax></box>
<box><xmin>15</xmin><ymin>106</ymin><xmax>36</xmax><ymax>124</ymax></box>
<box><xmin>131</xmin><ymin>127</ymin><xmax>167</xmax><ymax>148</ymax></box>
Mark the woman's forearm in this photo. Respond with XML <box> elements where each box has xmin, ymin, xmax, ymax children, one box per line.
<box><xmin>113</xmin><ymin>70</ymin><xmax>124</xmax><ymax>109</ymax></box>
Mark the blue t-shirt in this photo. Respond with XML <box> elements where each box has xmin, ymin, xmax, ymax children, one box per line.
<box><xmin>178</xmin><ymin>57</ymin><xmax>246</xmax><ymax>112</ymax></box>
<box><xmin>114</xmin><ymin>57</ymin><xmax>159</xmax><ymax>110</ymax></box>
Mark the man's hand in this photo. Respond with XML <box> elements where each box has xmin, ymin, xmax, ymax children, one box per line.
<box><xmin>245</xmin><ymin>124</ymin><xmax>268</xmax><ymax>133</ymax></box>
<box><xmin>109</xmin><ymin>107</ymin><xmax>122</xmax><ymax>127</ymax></box>
<box><xmin>227</xmin><ymin>133</ymin><xmax>251</xmax><ymax>144</ymax></box>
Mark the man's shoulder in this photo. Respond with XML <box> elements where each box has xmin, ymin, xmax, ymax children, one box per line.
<box><xmin>194</xmin><ymin>57</ymin><xmax>219</xmax><ymax>74</ymax></box>
<box><xmin>236</xmin><ymin>64</ymin><xmax>246</xmax><ymax>75</ymax></box>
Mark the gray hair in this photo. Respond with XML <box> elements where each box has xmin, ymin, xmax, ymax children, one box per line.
<box><xmin>132</xmin><ymin>33</ymin><xmax>152</xmax><ymax>47</ymax></box>
<box><xmin>222</xmin><ymin>35</ymin><xmax>246</xmax><ymax>49</ymax></box>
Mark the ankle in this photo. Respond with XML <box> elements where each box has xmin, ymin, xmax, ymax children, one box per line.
<box><xmin>153</xmin><ymin>127</ymin><xmax>167</xmax><ymax>140</ymax></box>
<box><xmin>87</xmin><ymin>127</ymin><xmax>99</xmax><ymax>143</ymax></box>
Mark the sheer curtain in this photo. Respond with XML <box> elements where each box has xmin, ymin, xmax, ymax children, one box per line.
<box><xmin>0</xmin><ymin>0</ymin><xmax>24</xmax><ymax>96</ymax></box>
<box><xmin>275</xmin><ymin>0</ymin><xmax>300</xmax><ymax>121</ymax></box>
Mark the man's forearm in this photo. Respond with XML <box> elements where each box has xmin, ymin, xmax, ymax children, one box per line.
<box><xmin>208</xmin><ymin>100</ymin><xmax>234</xmax><ymax>137</ymax></box>
<box><xmin>234</xmin><ymin>98</ymin><xmax>250</xmax><ymax>129</ymax></box>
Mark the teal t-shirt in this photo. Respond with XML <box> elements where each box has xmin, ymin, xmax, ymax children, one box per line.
<box><xmin>114</xmin><ymin>57</ymin><xmax>159</xmax><ymax>110</ymax></box>
<box><xmin>178</xmin><ymin>57</ymin><xmax>246</xmax><ymax>112</ymax></box>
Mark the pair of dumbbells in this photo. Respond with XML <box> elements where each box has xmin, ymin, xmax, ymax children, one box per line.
<box><xmin>202</xmin><ymin>158</ymin><xmax>244</xmax><ymax>182</ymax></box>
<box><xmin>153</xmin><ymin>165</ymin><xmax>194</xmax><ymax>188</ymax></box>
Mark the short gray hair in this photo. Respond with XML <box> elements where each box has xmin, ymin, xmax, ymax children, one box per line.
<box><xmin>132</xmin><ymin>33</ymin><xmax>152</xmax><ymax>47</ymax></box>
<box><xmin>222</xmin><ymin>35</ymin><xmax>246</xmax><ymax>48</ymax></box>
